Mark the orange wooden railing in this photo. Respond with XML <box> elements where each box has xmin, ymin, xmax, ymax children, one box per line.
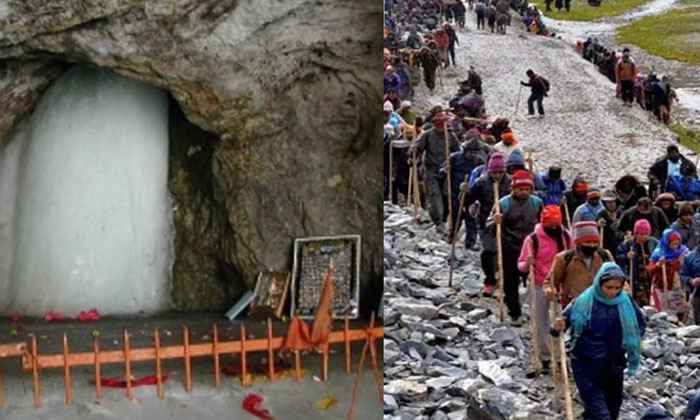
<box><xmin>0</xmin><ymin>317</ymin><xmax>383</xmax><ymax>409</ymax></box>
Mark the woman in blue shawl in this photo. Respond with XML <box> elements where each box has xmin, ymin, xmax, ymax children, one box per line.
<box><xmin>552</xmin><ymin>262</ymin><xmax>646</xmax><ymax>420</ymax></box>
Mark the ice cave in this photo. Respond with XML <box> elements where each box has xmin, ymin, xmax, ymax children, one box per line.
<box><xmin>0</xmin><ymin>66</ymin><xmax>173</xmax><ymax>315</ymax></box>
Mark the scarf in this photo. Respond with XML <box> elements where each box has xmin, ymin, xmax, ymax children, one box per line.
<box><xmin>569</xmin><ymin>262</ymin><xmax>642</xmax><ymax>375</ymax></box>
<box><xmin>650</xmin><ymin>228</ymin><xmax>688</xmax><ymax>263</ymax></box>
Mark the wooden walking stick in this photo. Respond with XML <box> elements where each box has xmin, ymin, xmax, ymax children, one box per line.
<box><xmin>407</xmin><ymin>165</ymin><xmax>413</xmax><ymax>208</ymax></box>
<box><xmin>494</xmin><ymin>181</ymin><xmax>505</xmax><ymax>322</ymax></box>
<box><xmin>526</xmin><ymin>151</ymin><xmax>534</xmax><ymax>173</ymax></box>
<box><xmin>388</xmin><ymin>136</ymin><xmax>394</xmax><ymax>203</ymax></box>
<box><xmin>662</xmin><ymin>261</ymin><xmax>669</xmax><ymax>310</ymax></box>
<box><xmin>555</xmin><ymin>297</ymin><xmax>575</xmax><ymax>420</ymax></box>
<box><xmin>599</xmin><ymin>226</ymin><xmax>605</xmax><ymax>248</ymax></box>
<box><xmin>528</xmin><ymin>244</ymin><xmax>541</xmax><ymax>376</ymax></box>
<box><xmin>444</xmin><ymin>121</ymin><xmax>454</xmax><ymax>236</ymax></box>
<box><xmin>514</xmin><ymin>83</ymin><xmax>523</xmax><ymax>117</ymax></box>
<box><xmin>629</xmin><ymin>257</ymin><xmax>634</xmax><ymax>302</ymax></box>
<box><xmin>563</xmin><ymin>203</ymin><xmax>572</xmax><ymax>230</ymax></box>
<box><xmin>683</xmin><ymin>286</ymin><xmax>698</xmax><ymax>325</ymax></box>
<box><xmin>411</xmin><ymin>146</ymin><xmax>421</xmax><ymax>222</ymax></box>
<box><xmin>549</xmin><ymin>301</ymin><xmax>561</xmax><ymax>411</ymax></box>
<box><xmin>449</xmin><ymin>175</ymin><xmax>470</xmax><ymax>288</ymax></box>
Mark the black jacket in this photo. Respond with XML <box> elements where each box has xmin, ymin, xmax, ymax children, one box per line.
<box><xmin>614</xmin><ymin>175</ymin><xmax>648</xmax><ymax>211</ymax></box>
<box><xmin>647</xmin><ymin>154</ymin><xmax>697</xmax><ymax>194</ymax></box>
<box><xmin>616</xmin><ymin>206</ymin><xmax>670</xmax><ymax>238</ymax></box>
<box><xmin>521</xmin><ymin>75</ymin><xmax>547</xmax><ymax>96</ymax></box>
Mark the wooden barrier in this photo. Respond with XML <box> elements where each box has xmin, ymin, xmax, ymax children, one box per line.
<box><xmin>0</xmin><ymin>318</ymin><xmax>383</xmax><ymax>409</ymax></box>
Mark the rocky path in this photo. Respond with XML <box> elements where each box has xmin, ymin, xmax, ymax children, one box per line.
<box><xmin>385</xmin><ymin>8</ymin><xmax>700</xmax><ymax>420</ymax></box>
<box><xmin>384</xmin><ymin>201</ymin><xmax>700</xmax><ymax>419</ymax></box>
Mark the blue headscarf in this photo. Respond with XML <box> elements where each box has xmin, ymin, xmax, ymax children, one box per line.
<box><xmin>569</xmin><ymin>262</ymin><xmax>642</xmax><ymax>375</ymax></box>
<box><xmin>650</xmin><ymin>228</ymin><xmax>688</xmax><ymax>263</ymax></box>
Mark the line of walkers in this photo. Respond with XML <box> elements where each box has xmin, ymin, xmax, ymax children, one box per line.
<box><xmin>576</xmin><ymin>39</ymin><xmax>679</xmax><ymax>124</ymax></box>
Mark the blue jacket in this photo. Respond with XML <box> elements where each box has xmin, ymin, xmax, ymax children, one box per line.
<box><xmin>469</xmin><ymin>164</ymin><xmax>485</xmax><ymax>188</ymax></box>
<box><xmin>558</xmin><ymin>298</ymin><xmax>646</xmax><ymax>361</ymax></box>
<box><xmin>383</xmin><ymin>73</ymin><xmax>402</xmax><ymax>94</ymax></box>
<box><xmin>573</xmin><ymin>202</ymin><xmax>604</xmax><ymax>223</ymax></box>
<box><xmin>680</xmin><ymin>248</ymin><xmax>700</xmax><ymax>291</ymax></box>
<box><xmin>442</xmin><ymin>152</ymin><xmax>485</xmax><ymax>204</ymax></box>
<box><xmin>540</xmin><ymin>173</ymin><xmax>568</xmax><ymax>206</ymax></box>
<box><xmin>616</xmin><ymin>238</ymin><xmax>659</xmax><ymax>279</ymax></box>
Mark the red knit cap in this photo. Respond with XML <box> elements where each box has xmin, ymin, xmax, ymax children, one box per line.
<box><xmin>669</xmin><ymin>232</ymin><xmax>681</xmax><ymax>243</ymax></box>
<box><xmin>510</xmin><ymin>169</ymin><xmax>533</xmax><ymax>190</ymax></box>
<box><xmin>540</xmin><ymin>205</ymin><xmax>562</xmax><ymax>227</ymax></box>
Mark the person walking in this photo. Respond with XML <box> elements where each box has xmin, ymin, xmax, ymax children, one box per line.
<box><xmin>544</xmin><ymin>221</ymin><xmax>613</xmax><ymax>307</ymax></box>
<box><xmin>518</xmin><ymin>205</ymin><xmax>573</xmax><ymax>372</ymax></box>
<box><xmin>551</xmin><ymin>262</ymin><xmax>645</xmax><ymax>420</ymax></box>
<box><xmin>466</xmin><ymin>152</ymin><xmax>511</xmax><ymax>296</ymax></box>
<box><xmin>521</xmin><ymin>69</ymin><xmax>549</xmax><ymax>117</ymax></box>
<box><xmin>489</xmin><ymin>170</ymin><xmax>543</xmax><ymax>325</ymax></box>
<box><xmin>412</xmin><ymin>112</ymin><xmax>460</xmax><ymax>231</ymax></box>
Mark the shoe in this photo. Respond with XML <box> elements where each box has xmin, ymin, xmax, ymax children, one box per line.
<box><xmin>526</xmin><ymin>113</ymin><xmax>536</xmax><ymax>118</ymax></box>
<box><xmin>466</xmin><ymin>243</ymin><xmax>481</xmax><ymax>251</ymax></box>
<box><xmin>541</xmin><ymin>360</ymin><xmax>550</xmax><ymax>375</ymax></box>
<box><xmin>538</xmin><ymin>114</ymin><xmax>545</xmax><ymax>118</ymax></box>
<box><xmin>482</xmin><ymin>284</ymin><xmax>495</xmax><ymax>297</ymax></box>
<box><xmin>510</xmin><ymin>317</ymin><xmax>523</xmax><ymax>327</ymax></box>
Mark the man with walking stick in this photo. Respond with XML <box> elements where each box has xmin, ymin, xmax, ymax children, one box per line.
<box><xmin>520</xmin><ymin>69</ymin><xmax>550</xmax><ymax>118</ymax></box>
<box><xmin>489</xmin><ymin>170</ymin><xmax>543</xmax><ymax>326</ymax></box>
<box><xmin>443</xmin><ymin>138</ymin><xmax>485</xmax><ymax>248</ymax></box>
<box><xmin>411</xmin><ymin>111</ymin><xmax>459</xmax><ymax>233</ymax></box>
<box><xmin>466</xmin><ymin>152</ymin><xmax>510</xmax><ymax>297</ymax></box>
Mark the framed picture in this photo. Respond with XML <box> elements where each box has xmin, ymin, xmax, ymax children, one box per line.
<box><xmin>290</xmin><ymin>235</ymin><xmax>361</xmax><ymax>319</ymax></box>
<box><xmin>249</xmin><ymin>271</ymin><xmax>291</xmax><ymax>319</ymax></box>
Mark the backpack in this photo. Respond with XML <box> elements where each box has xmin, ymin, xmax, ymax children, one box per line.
<box><xmin>562</xmin><ymin>247</ymin><xmax>611</xmax><ymax>269</ymax></box>
<box><xmin>539</xmin><ymin>76</ymin><xmax>550</xmax><ymax>93</ymax></box>
<box><xmin>499</xmin><ymin>195</ymin><xmax>543</xmax><ymax>217</ymax></box>
<box><xmin>528</xmin><ymin>230</ymin><xmax>573</xmax><ymax>257</ymax></box>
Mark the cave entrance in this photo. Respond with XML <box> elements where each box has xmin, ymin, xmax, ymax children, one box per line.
<box><xmin>0</xmin><ymin>65</ymin><xmax>242</xmax><ymax>316</ymax></box>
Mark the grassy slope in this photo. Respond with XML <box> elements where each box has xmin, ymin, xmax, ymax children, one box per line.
<box><xmin>671</xmin><ymin>123</ymin><xmax>700</xmax><ymax>154</ymax></box>
<box><xmin>616</xmin><ymin>4</ymin><xmax>700</xmax><ymax>65</ymax></box>
<box><xmin>537</xmin><ymin>0</ymin><xmax>653</xmax><ymax>21</ymax></box>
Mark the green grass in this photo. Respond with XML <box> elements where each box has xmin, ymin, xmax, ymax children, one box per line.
<box><xmin>535</xmin><ymin>0</ymin><xmax>653</xmax><ymax>21</ymax></box>
<box><xmin>671</xmin><ymin>122</ymin><xmax>700</xmax><ymax>154</ymax></box>
<box><xmin>617</xmin><ymin>6</ymin><xmax>700</xmax><ymax>65</ymax></box>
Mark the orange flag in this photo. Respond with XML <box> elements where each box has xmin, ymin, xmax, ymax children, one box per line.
<box><xmin>311</xmin><ymin>260</ymin><xmax>334</xmax><ymax>346</ymax></box>
<box><xmin>281</xmin><ymin>260</ymin><xmax>335</xmax><ymax>352</ymax></box>
<box><xmin>281</xmin><ymin>317</ymin><xmax>313</xmax><ymax>352</ymax></box>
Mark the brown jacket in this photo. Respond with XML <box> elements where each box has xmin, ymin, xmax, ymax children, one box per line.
<box><xmin>543</xmin><ymin>248</ymin><xmax>613</xmax><ymax>306</ymax></box>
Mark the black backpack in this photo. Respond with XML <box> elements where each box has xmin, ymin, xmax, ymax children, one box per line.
<box><xmin>562</xmin><ymin>247</ymin><xmax>611</xmax><ymax>268</ymax></box>
<box><xmin>539</xmin><ymin>76</ymin><xmax>550</xmax><ymax>93</ymax></box>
